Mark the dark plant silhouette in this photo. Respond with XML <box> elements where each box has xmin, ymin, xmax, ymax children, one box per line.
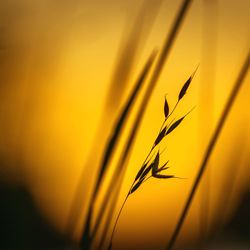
<box><xmin>108</xmin><ymin>72</ymin><xmax>197</xmax><ymax>249</ymax></box>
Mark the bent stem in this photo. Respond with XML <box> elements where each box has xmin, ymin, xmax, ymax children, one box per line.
<box><xmin>108</xmin><ymin>191</ymin><xmax>130</xmax><ymax>250</ymax></box>
<box><xmin>108</xmin><ymin>174</ymin><xmax>153</xmax><ymax>250</ymax></box>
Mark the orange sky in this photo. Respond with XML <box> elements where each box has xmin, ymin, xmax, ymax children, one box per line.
<box><xmin>0</xmin><ymin>0</ymin><xmax>249</xmax><ymax>249</ymax></box>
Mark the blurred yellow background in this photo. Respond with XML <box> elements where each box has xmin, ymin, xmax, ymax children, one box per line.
<box><xmin>0</xmin><ymin>0</ymin><xmax>249</xmax><ymax>249</ymax></box>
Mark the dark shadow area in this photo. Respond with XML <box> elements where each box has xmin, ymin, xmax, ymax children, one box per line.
<box><xmin>177</xmin><ymin>188</ymin><xmax>250</xmax><ymax>250</ymax></box>
<box><xmin>204</xmin><ymin>189</ymin><xmax>250</xmax><ymax>249</ymax></box>
<box><xmin>227</xmin><ymin>190</ymin><xmax>250</xmax><ymax>239</ymax></box>
<box><xmin>0</xmin><ymin>182</ymin><xmax>77</xmax><ymax>250</ymax></box>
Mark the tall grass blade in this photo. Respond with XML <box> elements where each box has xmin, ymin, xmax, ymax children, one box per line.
<box><xmin>105</xmin><ymin>0</ymin><xmax>163</xmax><ymax>113</ymax></box>
<box><xmin>80</xmin><ymin>50</ymin><xmax>157</xmax><ymax>247</ymax></box>
<box><xmin>67</xmin><ymin>1</ymin><xmax>161</xmax><ymax>237</ymax></box>
<box><xmin>93</xmin><ymin>51</ymin><xmax>157</xmax><ymax>199</ymax></box>
<box><xmin>199</xmin><ymin>0</ymin><xmax>217</xmax><ymax>239</ymax></box>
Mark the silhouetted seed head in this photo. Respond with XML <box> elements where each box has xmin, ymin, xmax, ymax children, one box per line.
<box><xmin>130</xmin><ymin>178</ymin><xmax>144</xmax><ymax>194</ymax></box>
<box><xmin>166</xmin><ymin>117</ymin><xmax>185</xmax><ymax>135</ymax></box>
<box><xmin>152</xmin><ymin>151</ymin><xmax>160</xmax><ymax>175</ymax></box>
<box><xmin>154</xmin><ymin>174</ymin><xmax>175</xmax><ymax>179</ymax></box>
<box><xmin>178</xmin><ymin>66</ymin><xmax>199</xmax><ymax>101</ymax></box>
<box><xmin>164</xmin><ymin>97</ymin><xmax>169</xmax><ymax>118</ymax></box>
<box><xmin>134</xmin><ymin>162</ymin><xmax>148</xmax><ymax>182</ymax></box>
<box><xmin>178</xmin><ymin>76</ymin><xmax>192</xmax><ymax>100</ymax></box>
<box><xmin>139</xmin><ymin>163</ymin><xmax>154</xmax><ymax>181</ymax></box>
<box><xmin>157</xmin><ymin>161</ymin><xmax>170</xmax><ymax>173</ymax></box>
<box><xmin>128</xmin><ymin>72</ymin><xmax>196</xmax><ymax>198</ymax></box>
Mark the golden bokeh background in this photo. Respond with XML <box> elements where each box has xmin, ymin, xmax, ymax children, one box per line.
<box><xmin>0</xmin><ymin>0</ymin><xmax>249</xmax><ymax>249</ymax></box>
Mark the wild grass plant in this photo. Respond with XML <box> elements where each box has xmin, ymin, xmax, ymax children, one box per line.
<box><xmin>108</xmin><ymin>71</ymin><xmax>197</xmax><ymax>249</ymax></box>
<box><xmin>0</xmin><ymin>0</ymin><xmax>249</xmax><ymax>250</ymax></box>
<box><xmin>63</xmin><ymin>0</ymin><xmax>250</xmax><ymax>249</ymax></box>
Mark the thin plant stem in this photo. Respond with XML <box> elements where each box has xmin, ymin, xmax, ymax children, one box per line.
<box><xmin>166</xmin><ymin>50</ymin><xmax>250</xmax><ymax>250</ymax></box>
<box><xmin>107</xmin><ymin>194</ymin><xmax>129</xmax><ymax>250</ymax></box>
<box><xmin>142</xmin><ymin>175</ymin><xmax>153</xmax><ymax>184</ymax></box>
<box><xmin>158</xmin><ymin>99</ymin><xmax>179</xmax><ymax>136</ymax></box>
<box><xmin>90</xmin><ymin>146</ymin><xmax>154</xmax><ymax>240</ymax></box>
<box><xmin>168</xmin><ymin>100</ymin><xmax>179</xmax><ymax>119</ymax></box>
<box><xmin>108</xmin><ymin>175</ymin><xmax>153</xmax><ymax>250</ymax></box>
